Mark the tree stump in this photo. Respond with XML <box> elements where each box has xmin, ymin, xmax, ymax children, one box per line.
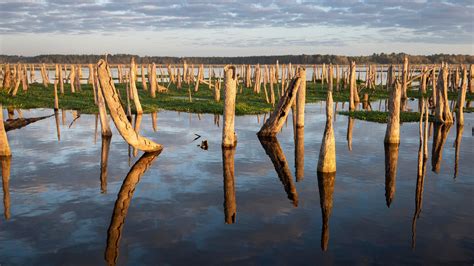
<box><xmin>317</xmin><ymin>90</ymin><xmax>336</xmax><ymax>173</ymax></box>
<box><xmin>97</xmin><ymin>59</ymin><xmax>162</xmax><ymax>152</ymax></box>
<box><xmin>0</xmin><ymin>105</ymin><xmax>11</xmax><ymax>156</ymax></box>
<box><xmin>222</xmin><ymin>65</ymin><xmax>238</xmax><ymax>148</ymax></box>
<box><xmin>257</xmin><ymin>72</ymin><xmax>303</xmax><ymax>137</ymax></box>
<box><xmin>384</xmin><ymin>79</ymin><xmax>401</xmax><ymax>144</ymax></box>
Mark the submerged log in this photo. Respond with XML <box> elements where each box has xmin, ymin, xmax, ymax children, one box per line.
<box><xmin>97</xmin><ymin>59</ymin><xmax>162</xmax><ymax>152</ymax></box>
<box><xmin>222</xmin><ymin>65</ymin><xmax>238</xmax><ymax>148</ymax></box>
<box><xmin>317</xmin><ymin>171</ymin><xmax>335</xmax><ymax>251</ymax></box>
<box><xmin>105</xmin><ymin>151</ymin><xmax>161</xmax><ymax>266</ymax></box>
<box><xmin>317</xmin><ymin>90</ymin><xmax>336</xmax><ymax>173</ymax></box>
<box><xmin>4</xmin><ymin>115</ymin><xmax>53</xmax><ymax>132</ymax></box>
<box><xmin>384</xmin><ymin>143</ymin><xmax>399</xmax><ymax>207</ymax></box>
<box><xmin>222</xmin><ymin>146</ymin><xmax>237</xmax><ymax>224</ymax></box>
<box><xmin>258</xmin><ymin>136</ymin><xmax>298</xmax><ymax>207</ymax></box>
<box><xmin>257</xmin><ymin>72</ymin><xmax>303</xmax><ymax>137</ymax></box>
<box><xmin>384</xmin><ymin>79</ymin><xmax>402</xmax><ymax>144</ymax></box>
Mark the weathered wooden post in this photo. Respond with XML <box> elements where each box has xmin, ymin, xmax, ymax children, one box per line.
<box><xmin>69</xmin><ymin>65</ymin><xmax>76</xmax><ymax>93</ymax></box>
<box><xmin>317</xmin><ymin>90</ymin><xmax>336</xmax><ymax>173</ymax></box>
<box><xmin>456</xmin><ymin>66</ymin><xmax>467</xmax><ymax>125</ymax></box>
<box><xmin>384</xmin><ymin>79</ymin><xmax>401</xmax><ymax>144</ymax></box>
<box><xmin>296</xmin><ymin>67</ymin><xmax>306</xmax><ymax>128</ymax></box>
<box><xmin>435</xmin><ymin>64</ymin><xmax>453</xmax><ymax>124</ymax></box>
<box><xmin>349</xmin><ymin>61</ymin><xmax>358</xmax><ymax>111</ymax></box>
<box><xmin>0</xmin><ymin>105</ymin><xmax>11</xmax><ymax>156</ymax></box>
<box><xmin>129</xmin><ymin>57</ymin><xmax>143</xmax><ymax>114</ymax></box>
<box><xmin>2</xmin><ymin>64</ymin><xmax>11</xmax><ymax>90</ymax></box>
<box><xmin>54</xmin><ymin>65</ymin><xmax>59</xmax><ymax>110</ymax></box>
<box><xmin>222</xmin><ymin>147</ymin><xmax>237</xmax><ymax>224</ymax></box>
<box><xmin>140</xmin><ymin>65</ymin><xmax>148</xmax><ymax>91</ymax></box>
<box><xmin>222</xmin><ymin>65</ymin><xmax>238</xmax><ymax>148</ymax></box>
<box><xmin>214</xmin><ymin>77</ymin><xmax>221</xmax><ymax>102</ymax></box>
<box><xmin>95</xmin><ymin>66</ymin><xmax>112</xmax><ymax>137</ymax></box>
<box><xmin>176</xmin><ymin>68</ymin><xmax>182</xmax><ymax>89</ymax></box>
<box><xmin>150</xmin><ymin>63</ymin><xmax>157</xmax><ymax>98</ymax></box>
<box><xmin>88</xmin><ymin>64</ymin><xmax>94</xmax><ymax>84</ymax></box>
<box><xmin>401</xmin><ymin>56</ymin><xmax>409</xmax><ymax>99</ymax></box>
<box><xmin>469</xmin><ymin>64</ymin><xmax>474</xmax><ymax>94</ymax></box>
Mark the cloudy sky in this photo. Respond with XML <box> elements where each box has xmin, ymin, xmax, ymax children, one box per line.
<box><xmin>0</xmin><ymin>0</ymin><xmax>473</xmax><ymax>56</ymax></box>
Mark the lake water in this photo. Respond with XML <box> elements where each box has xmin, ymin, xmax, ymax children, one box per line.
<box><xmin>1</xmin><ymin>103</ymin><xmax>473</xmax><ymax>265</ymax></box>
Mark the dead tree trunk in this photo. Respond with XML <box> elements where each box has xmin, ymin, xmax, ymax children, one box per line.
<box><xmin>456</xmin><ymin>66</ymin><xmax>467</xmax><ymax>125</ymax></box>
<box><xmin>0</xmin><ymin>104</ymin><xmax>11</xmax><ymax>156</ymax></box>
<box><xmin>296</xmin><ymin>68</ymin><xmax>306</xmax><ymax>128</ymax></box>
<box><xmin>384</xmin><ymin>79</ymin><xmax>401</xmax><ymax>144</ymax></box>
<box><xmin>317</xmin><ymin>90</ymin><xmax>336</xmax><ymax>173</ymax></box>
<box><xmin>222</xmin><ymin>65</ymin><xmax>238</xmax><ymax>148</ymax></box>
<box><xmin>150</xmin><ymin>63</ymin><xmax>157</xmax><ymax>98</ymax></box>
<box><xmin>129</xmin><ymin>58</ymin><xmax>143</xmax><ymax>114</ymax></box>
<box><xmin>349</xmin><ymin>61</ymin><xmax>357</xmax><ymax>111</ymax></box>
<box><xmin>435</xmin><ymin>64</ymin><xmax>454</xmax><ymax>124</ymax></box>
<box><xmin>257</xmin><ymin>73</ymin><xmax>303</xmax><ymax>137</ymax></box>
<box><xmin>97</xmin><ymin>59</ymin><xmax>162</xmax><ymax>152</ymax></box>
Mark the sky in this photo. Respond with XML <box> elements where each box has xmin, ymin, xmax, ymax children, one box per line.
<box><xmin>0</xmin><ymin>0</ymin><xmax>473</xmax><ymax>56</ymax></box>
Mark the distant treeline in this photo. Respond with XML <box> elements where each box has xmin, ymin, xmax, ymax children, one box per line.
<box><xmin>0</xmin><ymin>53</ymin><xmax>473</xmax><ymax>65</ymax></box>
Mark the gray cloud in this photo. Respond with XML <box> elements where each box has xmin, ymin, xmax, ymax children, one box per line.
<box><xmin>0</xmin><ymin>0</ymin><xmax>472</xmax><ymax>44</ymax></box>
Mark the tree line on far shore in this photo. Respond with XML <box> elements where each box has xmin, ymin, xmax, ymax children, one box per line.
<box><xmin>0</xmin><ymin>53</ymin><xmax>472</xmax><ymax>65</ymax></box>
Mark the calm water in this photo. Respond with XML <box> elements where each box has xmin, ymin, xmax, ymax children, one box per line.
<box><xmin>1</xmin><ymin>103</ymin><xmax>473</xmax><ymax>265</ymax></box>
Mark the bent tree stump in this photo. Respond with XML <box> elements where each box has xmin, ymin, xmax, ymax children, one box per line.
<box><xmin>96</xmin><ymin>59</ymin><xmax>162</xmax><ymax>152</ymax></box>
<box><xmin>257</xmin><ymin>73</ymin><xmax>303</xmax><ymax>137</ymax></box>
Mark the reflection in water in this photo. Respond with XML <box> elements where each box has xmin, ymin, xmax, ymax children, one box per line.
<box><xmin>412</xmin><ymin>101</ymin><xmax>429</xmax><ymax>249</ymax></box>
<box><xmin>431</xmin><ymin>123</ymin><xmax>452</xmax><ymax>173</ymax></box>
<box><xmin>294</xmin><ymin>127</ymin><xmax>304</xmax><ymax>181</ymax></box>
<box><xmin>151</xmin><ymin>112</ymin><xmax>157</xmax><ymax>132</ymax></box>
<box><xmin>4</xmin><ymin>114</ymin><xmax>53</xmax><ymax>132</ymax></box>
<box><xmin>454</xmin><ymin>124</ymin><xmax>464</xmax><ymax>178</ymax></box>
<box><xmin>133</xmin><ymin>114</ymin><xmax>143</xmax><ymax>157</ymax></box>
<box><xmin>222</xmin><ymin>147</ymin><xmax>236</xmax><ymax>224</ymax></box>
<box><xmin>105</xmin><ymin>151</ymin><xmax>161</xmax><ymax>266</ymax></box>
<box><xmin>1</xmin><ymin>156</ymin><xmax>11</xmax><ymax>220</ymax></box>
<box><xmin>317</xmin><ymin>171</ymin><xmax>336</xmax><ymax>251</ymax></box>
<box><xmin>258</xmin><ymin>136</ymin><xmax>298</xmax><ymax>207</ymax></box>
<box><xmin>54</xmin><ymin>110</ymin><xmax>61</xmax><ymax>141</ymax></box>
<box><xmin>346</xmin><ymin>117</ymin><xmax>355</xmax><ymax>151</ymax></box>
<box><xmin>384</xmin><ymin>143</ymin><xmax>399</xmax><ymax>207</ymax></box>
<box><xmin>100</xmin><ymin>136</ymin><xmax>112</xmax><ymax>193</ymax></box>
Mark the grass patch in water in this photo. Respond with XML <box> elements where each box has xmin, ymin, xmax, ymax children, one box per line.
<box><xmin>338</xmin><ymin>110</ymin><xmax>435</xmax><ymax>123</ymax></box>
